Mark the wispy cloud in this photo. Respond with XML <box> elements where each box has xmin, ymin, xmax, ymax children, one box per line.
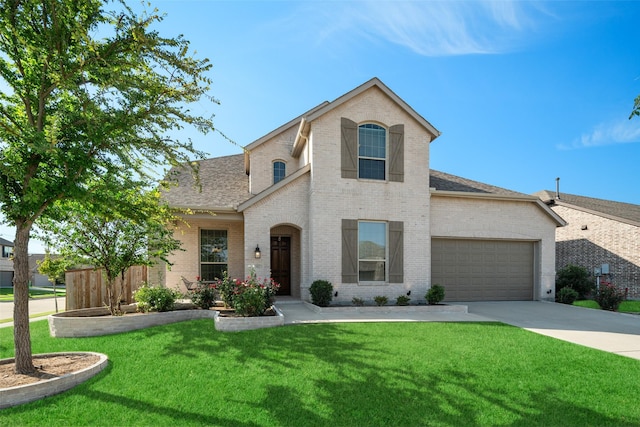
<box><xmin>301</xmin><ymin>1</ymin><xmax>551</xmax><ymax>56</ymax></box>
<box><xmin>558</xmin><ymin>120</ymin><xmax>640</xmax><ymax>150</ymax></box>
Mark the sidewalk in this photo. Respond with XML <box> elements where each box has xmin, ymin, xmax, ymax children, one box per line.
<box><xmin>0</xmin><ymin>295</ymin><xmax>66</xmax><ymax>328</ymax></box>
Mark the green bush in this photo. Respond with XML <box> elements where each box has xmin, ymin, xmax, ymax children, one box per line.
<box><xmin>310</xmin><ymin>280</ymin><xmax>333</xmax><ymax>307</ymax></box>
<box><xmin>426</xmin><ymin>284</ymin><xmax>445</xmax><ymax>305</ymax></box>
<box><xmin>556</xmin><ymin>265</ymin><xmax>594</xmax><ymax>299</ymax></box>
<box><xmin>189</xmin><ymin>283</ymin><xmax>218</xmax><ymax>309</ymax></box>
<box><xmin>352</xmin><ymin>297</ymin><xmax>365</xmax><ymax>306</ymax></box>
<box><xmin>374</xmin><ymin>295</ymin><xmax>388</xmax><ymax>306</ymax></box>
<box><xmin>557</xmin><ymin>287</ymin><xmax>579</xmax><ymax>305</ymax></box>
<box><xmin>594</xmin><ymin>281</ymin><xmax>626</xmax><ymax>311</ymax></box>
<box><xmin>216</xmin><ymin>269</ymin><xmax>280</xmax><ymax>316</ymax></box>
<box><xmin>134</xmin><ymin>284</ymin><xmax>179</xmax><ymax>312</ymax></box>
<box><xmin>395</xmin><ymin>295</ymin><xmax>411</xmax><ymax>306</ymax></box>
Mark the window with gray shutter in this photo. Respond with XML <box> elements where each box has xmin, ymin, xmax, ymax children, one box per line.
<box><xmin>341</xmin><ymin>118</ymin><xmax>358</xmax><ymax>179</ymax></box>
<box><xmin>388</xmin><ymin>221</ymin><xmax>404</xmax><ymax>283</ymax></box>
<box><xmin>388</xmin><ymin>124</ymin><xmax>404</xmax><ymax>182</ymax></box>
<box><xmin>341</xmin><ymin>219</ymin><xmax>358</xmax><ymax>283</ymax></box>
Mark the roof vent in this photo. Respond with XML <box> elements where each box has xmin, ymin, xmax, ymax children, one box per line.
<box><xmin>555</xmin><ymin>177</ymin><xmax>561</xmax><ymax>200</ymax></box>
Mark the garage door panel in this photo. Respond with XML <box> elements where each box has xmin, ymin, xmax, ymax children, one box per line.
<box><xmin>432</xmin><ymin>239</ymin><xmax>534</xmax><ymax>301</ymax></box>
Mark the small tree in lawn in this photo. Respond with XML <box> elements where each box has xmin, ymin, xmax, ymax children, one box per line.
<box><xmin>41</xmin><ymin>187</ymin><xmax>183</xmax><ymax>315</ymax></box>
<box><xmin>36</xmin><ymin>252</ymin><xmax>70</xmax><ymax>313</ymax></box>
<box><xmin>0</xmin><ymin>0</ymin><xmax>214</xmax><ymax>373</ymax></box>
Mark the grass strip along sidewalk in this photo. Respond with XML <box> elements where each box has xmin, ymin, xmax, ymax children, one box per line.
<box><xmin>0</xmin><ymin>287</ymin><xmax>65</xmax><ymax>302</ymax></box>
<box><xmin>1</xmin><ymin>319</ymin><xmax>640</xmax><ymax>426</ymax></box>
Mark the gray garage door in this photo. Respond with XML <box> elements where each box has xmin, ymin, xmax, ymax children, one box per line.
<box><xmin>431</xmin><ymin>239</ymin><xmax>534</xmax><ymax>301</ymax></box>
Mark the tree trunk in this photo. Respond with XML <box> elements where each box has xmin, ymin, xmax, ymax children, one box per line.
<box><xmin>13</xmin><ymin>221</ymin><xmax>35</xmax><ymax>374</ymax></box>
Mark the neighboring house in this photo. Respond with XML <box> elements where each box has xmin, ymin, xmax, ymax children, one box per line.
<box><xmin>0</xmin><ymin>237</ymin><xmax>13</xmax><ymax>287</ymax></box>
<box><xmin>162</xmin><ymin>78</ymin><xmax>565</xmax><ymax>302</ymax></box>
<box><xmin>535</xmin><ymin>190</ymin><xmax>640</xmax><ymax>299</ymax></box>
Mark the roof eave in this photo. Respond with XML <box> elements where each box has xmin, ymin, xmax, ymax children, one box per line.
<box><xmin>431</xmin><ymin>189</ymin><xmax>567</xmax><ymax>227</ymax></box>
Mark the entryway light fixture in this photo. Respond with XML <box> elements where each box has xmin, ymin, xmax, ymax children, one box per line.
<box><xmin>255</xmin><ymin>245</ymin><xmax>261</xmax><ymax>259</ymax></box>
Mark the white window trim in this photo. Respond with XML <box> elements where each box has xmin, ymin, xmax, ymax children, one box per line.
<box><xmin>357</xmin><ymin>220</ymin><xmax>388</xmax><ymax>285</ymax></box>
<box><xmin>357</xmin><ymin>123</ymin><xmax>388</xmax><ymax>182</ymax></box>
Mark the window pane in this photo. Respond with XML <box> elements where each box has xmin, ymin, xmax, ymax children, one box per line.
<box><xmin>359</xmin><ymin>159</ymin><xmax>385</xmax><ymax>180</ymax></box>
<box><xmin>359</xmin><ymin>221</ymin><xmax>386</xmax><ymax>282</ymax></box>
<box><xmin>358</xmin><ymin>124</ymin><xmax>386</xmax><ymax>159</ymax></box>
<box><xmin>200</xmin><ymin>230</ymin><xmax>227</xmax><ymax>263</ymax></box>
<box><xmin>359</xmin><ymin>261</ymin><xmax>386</xmax><ymax>281</ymax></box>
<box><xmin>273</xmin><ymin>161</ymin><xmax>286</xmax><ymax>184</ymax></box>
<box><xmin>201</xmin><ymin>264</ymin><xmax>227</xmax><ymax>281</ymax></box>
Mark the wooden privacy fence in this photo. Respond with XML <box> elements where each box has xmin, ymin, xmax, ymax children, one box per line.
<box><xmin>65</xmin><ymin>266</ymin><xmax>148</xmax><ymax>310</ymax></box>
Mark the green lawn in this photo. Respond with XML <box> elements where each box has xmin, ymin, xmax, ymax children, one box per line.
<box><xmin>574</xmin><ymin>299</ymin><xmax>640</xmax><ymax>313</ymax></box>
<box><xmin>1</xmin><ymin>320</ymin><xmax>640</xmax><ymax>426</ymax></box>
<box><xmin>0</xmin><ymin>287</ymin><xmax>65</xmax><ymax>302</ymax></box>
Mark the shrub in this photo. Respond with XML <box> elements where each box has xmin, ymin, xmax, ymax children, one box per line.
<box><xmin>594</xmin><ymin>281</ymin><xmax>626</xmax><ymax>311</ymax></box>
<box><xmin>233</xmin><ymin>285</ymin><xmax>268</xmax><ymax>317</ymax></box>
<box><xmin>134</xmin><ymin>284</ymin><xmax>179</xmax><ymax>312</ymax></box>
<box><xmin>374</xmin><ymin>295</ymin><xmax>388</xmax><ymax>306</ymax></box>
<box><xmin>189</xmin><ymin>282</ymin><xmax>218</xmax><ymax>309</ymax></box>
<box><xmin>223</xmin><ymin>270</ymin><xmax>280</xmax><ymax>317</ymax></box>
<box><xmin>557</xmin><ymin>287</ymin><xmax>579</xmax><ymax>305</ymax></box>
<box><xmin>352</xmin><ymin>297</ymin><xmax>365</xmax><ymax>306</ymax></box>
<box><xmin>396</xmin><ymin>295</ymin><xmax>411</xmax><ymax>306</ymax></box>
<box><xmin>310</xmin><ymin>280</ymin><xmax>333</xmax><ymax>307</ymax></box>
<box><xmin>426</xmin><ymin>284</ymin><xmax>445</xmax><ymax>305</ymax></box>
<box><xmin>556</xmin><ymin>265</ymin><xmax>594</xmax><ymax>299</ymax></box>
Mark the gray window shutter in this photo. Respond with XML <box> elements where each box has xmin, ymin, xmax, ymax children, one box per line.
<box><xmin>388</xmin><ymin>221</ymin><xmax>404</xmax><ymax>283</ymax></box>
<box><xmin>388</xmin><ymin>124</ymin><xmax>404</xmax><ymax>182</ymax></box>
<box><xmin>342</xmin><ymin>219</ymin><xmax>358</xmax><ymax>283</ymax></box>
<box><xmin>341</xmin><ymin>118</ymin><xmax>358</xmax><ymax>179</ymax></box>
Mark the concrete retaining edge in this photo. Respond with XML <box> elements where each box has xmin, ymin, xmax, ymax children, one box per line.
<box><xmin>214</xmin><ymin>306</ymin><xmax>284</xmax><ymax>332</ymax></box>
<box><xmin>48</xmin><ymin>308</ymin><xmax>216</xmax><ymax>338</ymax></box>
<box><xmin>0</xmin><ymin>352</ymin><xmax>108</xmax><ymax>409</ymax></box>
<box><xmin>303</xmin><ymin>301</ymin><xmax>468</xmax><ymax>314</ymax></box>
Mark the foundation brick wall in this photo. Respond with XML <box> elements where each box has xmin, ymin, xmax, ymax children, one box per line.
<box><xmin>551</xmin><ymin>205</ymin><xmax>640</xmax><ymax>299</ymax></box>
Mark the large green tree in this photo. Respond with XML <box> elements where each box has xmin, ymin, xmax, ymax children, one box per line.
<box><xmin>0</xmin><ymin>0</ymin><xmax>213</xmax><ymax>373</ymax></box>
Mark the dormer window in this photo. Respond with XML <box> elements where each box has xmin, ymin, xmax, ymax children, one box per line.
<box><xmin>273</xmin><ymin>161</ymin><xmax>286</xmax><ymax>184</ymax></box>
<box><xmin>358</xmin><ymin>124</ymin><xmax>386</xmax><ymax>180</ymax></box>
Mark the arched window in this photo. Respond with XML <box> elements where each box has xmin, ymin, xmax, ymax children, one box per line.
<box><xmin>358</xmin><ymin>124</ymin><xmax>386</xmax><ymax>180</ymax></box>
<box><xmin>273</xmin><ymin>161</ymin><xmax>286</xmax><ymax>184</ymax></box>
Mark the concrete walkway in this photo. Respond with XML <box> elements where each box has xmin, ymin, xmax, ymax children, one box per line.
<box><xmin>464</xmin><ymin>301</ymin><xmax>640</xmax><ymax>360</ymax></box>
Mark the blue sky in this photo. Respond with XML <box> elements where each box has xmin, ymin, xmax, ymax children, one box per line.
<box><xmin>147</xmin><ymin>0</ymin><xmax>639</xmax><ymax>203</ymax></box>
<box><xmin>4</xmin><ymin>0</ymin><xmax>640</xmax><ymax>252</ymax></box>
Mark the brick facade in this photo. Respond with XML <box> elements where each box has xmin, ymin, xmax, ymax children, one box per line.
<box><xmin>552</xmin><ymin>205</ymin><xmax>640</xmax><ymax>299</ymax></box>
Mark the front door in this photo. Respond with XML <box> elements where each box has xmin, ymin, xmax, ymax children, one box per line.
<box><xmin>270</xmin><ymin>236</ymin><xmax>291</xmax><ymax>295</ymax></box>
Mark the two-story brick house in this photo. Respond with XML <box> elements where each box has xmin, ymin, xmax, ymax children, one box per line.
<box><xmin>162</xmin><ymin>78</ymin><xmax>565</xmax><ymax>303</ymax></box>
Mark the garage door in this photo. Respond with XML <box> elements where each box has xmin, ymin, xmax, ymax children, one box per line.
<box><xmin>431</xmin><ymin>239</ymin><xmax>534</xmax><ymax>301</ymax></box>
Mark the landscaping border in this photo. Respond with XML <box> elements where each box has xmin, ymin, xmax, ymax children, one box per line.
<box><xmin>0</xmin><ymin>352</ymin><xmax>108</xmax><ymax>409</ymax></box>
<box><xmin>214</xmin><ymin>306</ymin><xmax>284</xmax><ymax>332</ymax></box>
<box><xmin>48</xmin><ymin>306</ymin><xmax>216</xmax><ymax>338</ymax></box>
<box><xmin>303</xmin><ymin>301</ymin><xmax>468</xmax><ymax>314</ymax></box>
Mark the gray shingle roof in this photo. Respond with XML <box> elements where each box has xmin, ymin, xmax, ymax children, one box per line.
<box><xmin>429</xmin><ymin>169</ymin><xmax>529</xmax><ymax>197</ymax></box>
<box><xmin>161</xmin><ymin>154</ymin><xmax>250</xmax><ymax>210</ymax></box>
<box><xmin>163</xmin><ymin>157</ymin><xmax>536</xmax><ymax>212</ymax></box>
<box><xmin>534</xmin><ymin>190</ymin><xmax>640</xmax><ymax>225</ymax></box>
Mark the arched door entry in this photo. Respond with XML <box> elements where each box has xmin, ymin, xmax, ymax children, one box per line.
<box><xmin>270</xmin><ymin>235</ymin><xmax>291</xmax><ymax>295</ymax></box>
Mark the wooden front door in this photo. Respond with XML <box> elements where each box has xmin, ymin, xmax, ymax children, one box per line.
<box><xmin>270</xmin><ymin>236</ymin><xmax>291</xmax><ymax>295</ymax></box>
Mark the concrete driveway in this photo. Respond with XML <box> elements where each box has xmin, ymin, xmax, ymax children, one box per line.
<box><xmin>465</xmin><ymin>301</ymin><xmax>640</xmax><ymax>360</ymax></box>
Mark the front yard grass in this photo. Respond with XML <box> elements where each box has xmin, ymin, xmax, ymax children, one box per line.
<box><xmin>0</xmin><ymin>287</ymin><xmax>65</xmax><ymax>302</ymax></box>
<box><xmin>574</xmin><ymin>299</ymin><xmax>640</xmax><ymax>313</ymax></box>
<box><xmin>1</xmin><ymin>319</ymin><xmax>640</xmax><ymax>426</ymax></box>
